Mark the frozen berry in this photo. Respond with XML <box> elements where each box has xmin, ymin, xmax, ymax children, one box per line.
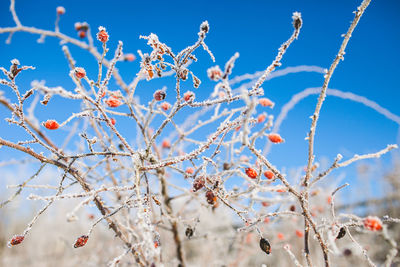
<box><xmin>44</xmin><ymin>119</ymin><xmax>60</xmax><ymax>130</ymax></box>
<box><xmin>245</xmin><ymin>168</ymin><xmax>258</xmax><ymax>179</ymax></box>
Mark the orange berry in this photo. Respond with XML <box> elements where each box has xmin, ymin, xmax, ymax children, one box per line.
<box><xmin>97</xmin><ymin>27</ymin><xmax>109</xmax><ymax>43</ymax></box>
<box><xmin>264</xmin><ymin>170</ymin><xmax>274</xmax><ymax>179</ymax></box>
<box><xmin>98</xmin><ymin>90</ymin><xmax>106</xmax><ymax>98</ymax></box>
<box><xmin>277</xmin><ymin>233</ymin><xmax>285</xmax><ymax>240</ymax></box>
<box><xmin>124</xmin><ymin>53</ymin><xmax>136</xmax><ymax>62</ymax></box>
<box><xmin>147</xmin><ymin>68</ymin><xmax>154</xmax><ymax>80</ymax></box>
<box><xmin>74</xmin><ymin>67</ymin><xmax>86</xmax><ymax>79</ymax></box>
<box><xmin>268</xmin><ymin>133</ymin><xmax>284</xmax><ymax>143</ymax></box>
<box><xmin>295</xmin><ymin>230</ymin><xmax>304</xmax><ymax>238</ymax></box>
<box><xmin>185</xmin><ymin>167</ymin><xmax>194</xmax><ymax>175</ymax></box>
<box><xmin>110</xmin><ymin>118</ymin><xmax>116</xmax><ymax>125</ymax></box>
<box><xmin>44</xmin><ymin>119</ymin><xmax>59</xmax><ymax>130</ymax></box>
<box><xmin>311</xmin><ymin>163</ymin><xmax>318</xmax><ymax>172</ymax></box>
<box><xmin>105</xmin><ymin>97</ymin><xmax>122</xmax><ymax>108</ymax></box>
<box><xmin>8</xmin><ymin>235</ymin><xmax>24</xmax><ymax>247</ymax></box>
<box><xmin>259</xmin><ymin>98</ymin><xmax>274</xmax><ymax>108</ymax></box>
<box><xmin>162</xmin><ymin>139</ymin><xmax>171</xmax><ymax>149</ymax></box>
<box><xmin>264</xmin><ymin>217</ymin><xmax>270</xmax><ymax>223</ymax></box>
<box><xmin>160</xmin><ymin>101</ymin><xmax>171</xmax><ymax>111</ymax></box>
<box><xmin>257</xmin><ymin>114</ymin><xmax>266</xmax><ymax>123</ymax></box>
<box><xmin>363</xmin><ymin>216</ymin><xmax>382</xmax><ymax>231</ymax></box>
<box><xmin>73</xmin><ymin>235</ymin><xmax>89</xmax><ymax>248</ymax></box>
<box><xmin>245</xmin><ymin>167</ymin><xmax>258</xmax><ymax>179</ymax></box>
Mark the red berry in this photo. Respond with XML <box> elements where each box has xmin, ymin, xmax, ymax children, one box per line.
<box><xmin>97</xmin><ymin>27</ymin><xmax>109</xmax><ymax>43</ymax></box>
<box><xmin>268</xmin><ymin>133</ymin><xmax>284</xmax><ymax>143</ymax></box>
<box><xmin>363</xmin><ymin>216</ymin><xmax>382</xmax><ymax>231</ymax></box>
<box><xmin>74</xmin><ymin>67</ymin><xmax>86</xmax><ymax>79</ymax></box>
<box><xmin>105</xmin><ymin>97</ymin><xmax>122</xmax><ymax>108</ymax></box>
<box><xmin>245</xmin><ymin>167</ymin><xmax>258</xmax><ymax>179</ymax></box>
<box><xmin>261</xmin><ymin>201</ymin><xmax>269</xmax><ymax>207</ymax></box>
<box><xmin>78</xmin><ymin>30</ymin><xmax>86</xmax><ymax>39</ymax></box>
<box><xmin>73</xmin><ymin>235</ymin><xmax>89</xmax><ymax>248</ymax></box>
<box><xmin>8</xmin><ymin>235</ymin><xmax>24</xmax><ymax>247</ymax></box>
<box><xmin>153</xmin><ymin>90</ymin><xmax>166</xmax><ymax>101</ymax></box>
<box><xmin>259</xmin><ymin>98</ymin><xmax>274</xmax><ymax>108</ymax></box>
<box><xmin>44</xmin><ymin>119</ymin><xmax>59</xmax><ymax>130</ymax></box>
<box><xmin>162</xmin><ymin>139</ymin><xmax>170</xmax><ymax>149</ymax></box>
<box><xmin>264</xmin><ymin>170</ymin><xmax>274</xmax><ymax>179</ymax></box>
<box><xmin>111</xmin><ymin>118</ymin><xmax>116</xmax><ymax>125</ymax></box>
<box><xmin>160</xmin><ymin>102</ymin><xmax>171</xmax><ymax>111</ymax></box>
<box><xmin>183</xmin><ymin>91</ymin><xmax>195</xmax><ymax>102</ymax></box>
<box><xmin>56</xmin><ymin>6</ymin><xmax>65</xmax><ymax>15</ymax></box>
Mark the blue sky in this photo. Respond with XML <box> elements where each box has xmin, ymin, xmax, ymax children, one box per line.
<box><xmin>1</xmin><ymin>0</ymin><xmax>400</xmax><ymax>200</ymax></box>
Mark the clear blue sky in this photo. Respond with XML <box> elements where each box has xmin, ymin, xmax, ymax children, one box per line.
<box><xmin>1</xmin><ymin>0</ymin><xmax>399</xmax><ymax>198</ymax></box>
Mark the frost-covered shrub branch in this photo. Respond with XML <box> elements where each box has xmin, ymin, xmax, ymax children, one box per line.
<box><xmin>0</xmin><ymin>0</ymin><xmax>399</xmax><ymax>266</ymax></box>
